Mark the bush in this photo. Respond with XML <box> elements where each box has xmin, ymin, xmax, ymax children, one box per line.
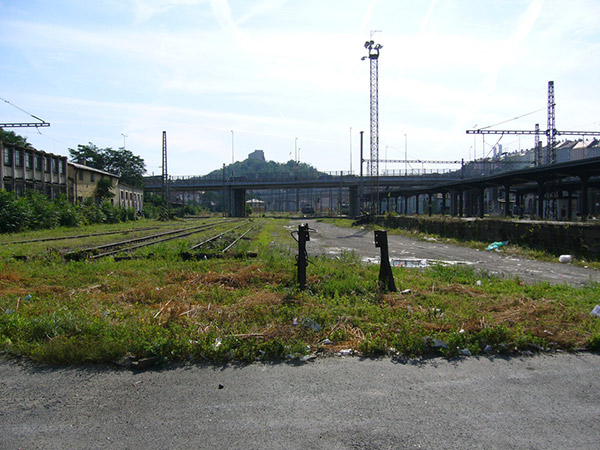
<box><xmin>24</xmin><ymin>191</ymin><xmax>60</xmax><ymax>230</ymax></box>
<box><xmin>101</xmin><ymin>201</ymin><xmax>121</xmax><ymax>224</ymax></box>
<box><xmin>55</xmin><ymin>195</ymin><xmax>82</xmax><ymax>227</ymax></box>
<box><xmin>0</xmin><ymin>191</ymin><xmax>28</xmax><ymax>233</ymax></box>
<box><xmin>80</xmin><ymin>200</ymin><xmax>106</xmax><ymax>224</ymax></box>
<box><xmin>0</xmin><ymin>189</ymin><xmax>138</xmax><ymax>232</ymax></box>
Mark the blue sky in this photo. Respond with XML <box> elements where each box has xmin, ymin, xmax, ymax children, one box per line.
<box><xmin>1</xmin><ymin>0</ymin><xmax>599</xmax><ymax>176</ymax></box>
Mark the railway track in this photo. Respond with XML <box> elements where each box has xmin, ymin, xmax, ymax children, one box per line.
<box><xmin>63</xmin><ymin>219</ymin><xmax>244</xmax><ymax>261</ymax></box>
<box><xmin>1</xmin><ymin>226</ymin><xmax>166</xmax><ymax>246</ymax></box>
<box><xmin>180</xmin><ymin>221</ymin><xmax>259</xmax><ymax>259</ymax></box>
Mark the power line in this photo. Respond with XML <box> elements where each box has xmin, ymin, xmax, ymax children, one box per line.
<box><xmin>478</xmin><ymin>107</ymin><xmax>546</xmax><ymax>130</ymax></box>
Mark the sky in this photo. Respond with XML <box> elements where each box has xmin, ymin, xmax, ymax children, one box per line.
<box><xmin>1</xmin><ymin>0</ymin><xmax>600</xmax><ymax>177</ymax></box>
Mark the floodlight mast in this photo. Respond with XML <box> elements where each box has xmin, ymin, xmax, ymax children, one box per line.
<box><xmin>362</xmin><ymin>39</ymin><xmax>382</xmax><ymax>215</ymax></box>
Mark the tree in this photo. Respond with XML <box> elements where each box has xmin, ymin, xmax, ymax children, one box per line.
<box><xmin>0</xmin><ymin>128</ymin><xmax>32</xmax><ymax>148</ymax></box>
<box><xmin>68</xmin><ymin>143</ymin><xmax>105</xmax><ymax>169</ymax></box>
<box><xmin>94</xmin><ymin>178</ymin><xmax>114</xmax><ymax>203</ymax></box>
<box><xmin>103</xmin><ymin>147</ymin><xmax>146</xmax><ymax>187</ymax></box>
<box><xmin>69</xmin><ymin>143</ymin><xmax>146</xmax><ymax>187</ymax></box>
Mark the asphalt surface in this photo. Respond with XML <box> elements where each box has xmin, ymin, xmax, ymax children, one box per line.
<box><xmin>1</xmin><ymin>353</ymin><xmax>600</xmax><ymax>449</ymax></box>
<box><xmin>292</xmin><ymin>219</ymin><xmax>600</xmax><ymax>286</ymax></box>
<box><xmin>2</xmin><ymin>220</ymin><xmax>600</xmax><ymax>449</ymax></box>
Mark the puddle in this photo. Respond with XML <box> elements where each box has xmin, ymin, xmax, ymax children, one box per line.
<box><xmin>326</xmin><ymin>247</ymin><xmax>356</xmax><ymax>256</ymax></box>
<box><xmin>391</xmin><ymin>259</ymin><xmax>431</xmax><ymax>268</ymax></box>
<box><xmin>362</xmin><ymin>257</ymin><xmax>476</xmax><ymax>268</ymax></box>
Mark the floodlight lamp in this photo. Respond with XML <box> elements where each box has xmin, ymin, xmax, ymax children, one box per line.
<box><xmin>370</xmin><ymin>40</ymin><xmax>374</xmax><ymax>45</ymax></box>
<box><xmin>364</xmin><ymin>41</ymin><xmax>370</xmax><ymax>49</ymax></box>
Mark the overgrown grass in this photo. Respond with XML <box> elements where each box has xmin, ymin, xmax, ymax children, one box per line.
<box><xmin>1</xmin><ymin>217</ymin><xmax>599</xmax><ymax>366</ymax></box>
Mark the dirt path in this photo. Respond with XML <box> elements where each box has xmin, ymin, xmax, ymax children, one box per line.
<box><xmin>289</xmin><ymin>219</ymin><xmax>600</xmax><ymax>286</ymax></box>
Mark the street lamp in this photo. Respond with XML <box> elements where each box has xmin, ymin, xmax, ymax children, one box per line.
<box><xmin>231</xmin><ymin>130</ymin><xmax>234</xmax><ymax>164</ymax></box>
<box><xmin>349</xmin><ymin>127</ymin><xmax>352</xmax><ymax>174</ymax></box>
<box><xmin>121</xmin><ymin>133</ymin><xmax>128</xmax><ymax>150</ymax></box>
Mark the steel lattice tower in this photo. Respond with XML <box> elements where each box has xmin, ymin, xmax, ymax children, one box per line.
<box><xmin>161</xmin><ymin>130</ymin><xmax>169</xmax><ymax>220</ymax></box>
<box><xmin>362</xmin><ymin>39</ymin><xmax>382</xmax><ymax>215</ymax></box>
<box><xmin>547</xmin><ymin>81</ymin><xmax>556</xmax><ymax>164</ymax></box>
<box><xmin>534</xmin><ymin>123</ymin><xmax>542</xmax><ymax>166</ymax></box>
<box><xmin>467</xmin><ymin>80</ymin><xmax>600</xmax><ymax>166</ymax></box>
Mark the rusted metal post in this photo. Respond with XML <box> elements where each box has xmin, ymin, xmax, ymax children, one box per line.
<box><xmin>297</xmin><ymin>223</ymin><xmax>310</xmax><ymax>290</ymax></box>
<box><xmin>374</xmin><ymin>230</ymin><xmax>396</xmax><ymax>292</ymax></box>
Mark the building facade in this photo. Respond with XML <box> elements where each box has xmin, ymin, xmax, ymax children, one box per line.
<box><xmin>1</xmin><ymin>141</ymin><xmax>144</xmax><ymax>213</ymax></box>
<box><xmin>116</xmin><ymin>183</ymin><xmax>144</xmax><ymax>214</ymax></box>
<box><xmin>68</xmin><ymin>162</ymin><xmax>120</xmax><ymax>204</ymax></box>
<box><xmin>68</xmin><ymin>162</ymin><xmax>144</xmax><ymax>213</ymax></box>
<box><xmin>0</xmin><ymin>141</ymin><xmax>68</xmax><ymax>198</ymax></box>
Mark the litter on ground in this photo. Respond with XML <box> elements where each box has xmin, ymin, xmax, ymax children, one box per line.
<box><xmin>486</xmin><ymin>241</ymin><xmax>509</xmax><ymax>251</ymax></box>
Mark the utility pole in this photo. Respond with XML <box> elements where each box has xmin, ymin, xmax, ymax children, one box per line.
<box><xmin>295</xmin><ymin>137</ymin><xmax>299</xmax><ymax>212</ymax></box>
<box><xmin>404</xmin><ymin>134</ymin><xmax>408</xmax><ymax>176</ymax></box>
<box><xmin>349</xmin><ymin>127</ymin><xmax>353</xmax><ymax>174</ymax></box>
<box><xmin>547</xmin><ymin>81</ymin><xmax>556</xmax><ymax>164</ymax></box>
<box><xmin>359</xmin><ymin>130</ymin><xmax>364</xmax><ymax>214</ymax></box>
<box><xmin>534</xmin><ymin>123</ymin><xmax>542</xmax><ymax>166</ymax></box>
<box><xmin>231</xmin><ymin>130</ymin><xmax>234</xmax><ymax>164</ymax></box>
<box><xmin>161</xmin><ymin>131</ymin><xmax>169</xmax><ymax>221</ymax></box>
<box><xmin>362</xmin><ymin>35</ymin><xmax>382</xmax><ymax>215</ymax></box>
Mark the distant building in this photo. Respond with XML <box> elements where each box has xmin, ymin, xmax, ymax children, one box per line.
<box><xmin>248</xmin><ymin>150</ymin><xmax>265</xmax><ymax>161</ymax></box>
<box><xmin>1</xmin><ymin>140</ymin><xmax>144</xmax><ymax>212</ymax></box>
<box><xmin>68</xmin><ymin>162</ymin><xmax>143</xmax><ymax>213</ymax></box>
<box><xmin>0</xmin><ymin>141</ymin><xmax>68</xmax><ymax>198</ymax></box>
<box><xmin>246</xmin><ymin>198</ymin><xmax>266</xmax><ymax>213</ymax></box>
<box><xmin>68</xmin><ymin>162</ymin><xmax>120</xmax><ymax>204</ymax></box>
<box><xmin>116</xmin><ymin>183</ymin><xmax>144</xmax><ymax>214</ymax></box>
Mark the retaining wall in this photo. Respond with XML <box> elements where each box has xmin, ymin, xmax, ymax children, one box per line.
<box><xmin>376</xmin><ymin>215</ymin><xmax>600</xmax><ymax>259</ymax></box>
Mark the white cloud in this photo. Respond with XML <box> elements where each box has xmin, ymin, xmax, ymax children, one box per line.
<box><xmin>2</xmin><ymin>0</ymin><xmax>600</xmax><ymax>174</ymax></box>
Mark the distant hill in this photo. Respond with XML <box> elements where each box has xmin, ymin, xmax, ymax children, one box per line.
<box><xmin>203</xmin><ymin>152</ymin><xmax>329</xmax><ymax>180</ymax></box>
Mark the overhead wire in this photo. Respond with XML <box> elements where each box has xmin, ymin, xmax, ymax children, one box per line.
<box><xmin>478</xmin><ymin>107</ymin><xmax>546</xmax><ymax>130</ymax></box>
<box><xmin>0</xmin><ymin>96</ymin><xmax>48</xmax><ymax>124</ymax></box>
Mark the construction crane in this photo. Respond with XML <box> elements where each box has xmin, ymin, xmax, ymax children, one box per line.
<box><xmin>466</xmin><ymin>81</ymin><xmax>600</xmax><ymax>165</ymax></box>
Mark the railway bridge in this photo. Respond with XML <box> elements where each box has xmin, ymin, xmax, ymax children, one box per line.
<box><xmin>143</xmin><ymin>172</ymin><xmax>460</xmax><ymax>217</ymax></box>
<box><xmin>144</xmin><ymin>156</ymin><xmax>600</xmax><ymax>220</ymax></box>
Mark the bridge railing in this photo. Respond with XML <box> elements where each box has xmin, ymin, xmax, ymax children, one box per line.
<box><xmin>144</xmin><ymin>168</ymin><xmax>461</xmax><ymax>185</ymax></box>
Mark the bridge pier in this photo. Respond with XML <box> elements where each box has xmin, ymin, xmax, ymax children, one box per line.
<box><xmin>441</xmin><ymin>191</ymin><xmax>447</xmax><ymax>216</ymax></box>
<box><xmin>579</xmin><ymin>175</ymin><xmax>589</xmax><ymax>220</ymax></box>
<box><xmin>428</xmin><ymin>193</ymin><xmax>433</xmax><ymax>216</ymax></box>
<box><xmin>478</xmin><ymin>187</ymin><xmax>485</xmax><ymax>218</ymax></box>
<box><xmin>349</xmin><ymin>185</ymin><xmax>359</xmax><ymax>217</ymax></box>
<box><xmin>229</xmin><ymin>188</ymin><xmax>246</xmax><ymax>217</ymax></box>
<box><xmin>504</xmin><ymin>184</ymin><xmax>511</xmax><ymax>217</ymax></box>
<box><xmin>537</xmin><ymin>182</ymin><xmax>545</xmax><ymax>219</ymax></box>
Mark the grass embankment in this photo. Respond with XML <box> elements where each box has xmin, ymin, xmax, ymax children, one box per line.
<box><xmin>1</xmin><ymin>217</ymin><xmax>599</xmax><ymax>365</ymax></box>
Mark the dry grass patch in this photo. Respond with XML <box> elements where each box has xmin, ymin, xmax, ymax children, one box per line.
<box><xmin>171</xmin><ymin>263</ymin><xmax>289</xmax><ymax>290</ymax></box>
